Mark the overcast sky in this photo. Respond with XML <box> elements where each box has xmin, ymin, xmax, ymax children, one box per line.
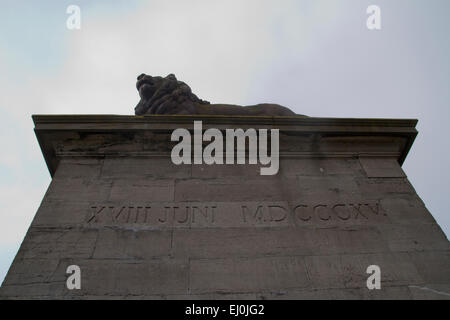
<box><xmin>1</xmin><ymin>0</ymin><xmax>449</xmax><ymax>284</ymax></box>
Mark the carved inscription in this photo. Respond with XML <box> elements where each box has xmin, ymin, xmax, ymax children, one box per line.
<box><xmin>241</xmin><ymin>205</ymin><xmax>288</xmax><ymax>223</ymax></box>
<box><xmin>87</xmin><ymin>205</ymin><xmax>216</xmax><ymax>226</ymax></box>
<box><xmin>292</xmin><ymin>202</ymin><xmax>383</xmax><ymax>223</ymax></box>
<box><xmin>86</xmin><ymin>201</ymin><xmax>386</xmax><ymax>227</ymax></box>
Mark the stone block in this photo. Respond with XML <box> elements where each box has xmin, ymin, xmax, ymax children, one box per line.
<box><xmin>190</xmin><ymin>256</ymin><xmax>310</xmax><ymax>294</ymax></box>
<box><xmin>101</xmin><ymin>157</ymin><xmax>191</xmax><ymax>179</ymax></box>
<box><xmin>92</xmin><ymin>228</ymin><xmax>172</xmax><ymax>259</ymax></box>
<box><xmin>174</xmin><ymin>178</ymin><xmax>299</xmax><ymax>202</ymax></box>
<box><xmin>359</xmin><ymin>157</ymin><xmax>406</xmax><ymax>178</ymax></box>
<box><xmin>108</xmin><ymin>179</ymin><xmax>174</xmax><ymax>202</ymax></box>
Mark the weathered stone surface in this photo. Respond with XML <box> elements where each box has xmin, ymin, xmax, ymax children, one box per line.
<box><xmin>359</xmin><ymin>157</ymin><xmax>406</xmax><ymax>178</ymax></box>
<box><xmin>1</xmin><ymin>115</ymin><xmax>448</xmax><ymax>300</ymax></box>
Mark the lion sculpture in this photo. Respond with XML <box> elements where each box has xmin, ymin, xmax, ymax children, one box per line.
<box><xmin>135</xmin><ymin>73</ymin><xmax>301</xmax><ymax>116</ymax></box>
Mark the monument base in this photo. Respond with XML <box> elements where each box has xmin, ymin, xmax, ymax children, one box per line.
<box><xmin>1</xmin><ymin>115</ymin><xmax>449</xmax><ymax>299</ymax></box>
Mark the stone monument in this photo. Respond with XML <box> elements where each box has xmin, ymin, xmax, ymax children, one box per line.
<box><xmin>1</xmin><ymin>74</ymin><xmax>449</xmax><ymax>299</ymax></box>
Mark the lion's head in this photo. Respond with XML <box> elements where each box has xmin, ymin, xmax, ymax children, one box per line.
<box><xmin>135</xmin><ymin>73</ymin><xmax>300</xmax><ymax>116</ymax></box>
<box><xmin>135</xmin><ymin>73</ymin><xmax>209</xmax><ymax>115</ymax></box>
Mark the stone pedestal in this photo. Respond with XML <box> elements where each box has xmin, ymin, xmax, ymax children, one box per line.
<box><xmin>1</xmin><ymin>115</ymin><xmax>449</xmax><ymax>299</ymax></box>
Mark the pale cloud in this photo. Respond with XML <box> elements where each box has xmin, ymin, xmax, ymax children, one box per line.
<box><xmin>29</xmin><ymin>0</ymin><xmax>346</xmax><ymax>115</ymax></box>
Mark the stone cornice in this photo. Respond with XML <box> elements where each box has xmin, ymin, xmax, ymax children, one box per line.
<box><xmin>32</xmin><ymin>115</ymin><xmax>418</xmax><ymax>177</ymax></box>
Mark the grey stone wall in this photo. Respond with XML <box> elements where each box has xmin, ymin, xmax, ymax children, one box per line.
<box><xmin>1</xmin><ymin>115</ymin><xmax>449</xmax><ymax>299</ymax></box>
